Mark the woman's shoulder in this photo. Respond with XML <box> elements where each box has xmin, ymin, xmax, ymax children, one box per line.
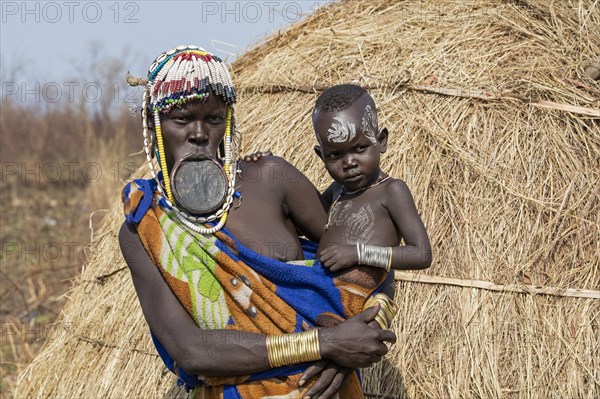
<box><xmin>238</xmin><ymin>155</ymin><xmax>304</xmax><ymax>183</ymax></box>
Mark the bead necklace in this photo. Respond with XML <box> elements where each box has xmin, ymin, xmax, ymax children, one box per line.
<box><xmin>325</xmin><ymin>172</ymin><xmax>390</xmax><ymax>230</ymax></box>
<box><xmin>342</xmin><ymin>173</ymin><xmax>390</xmax><ymax>196</ymax></box>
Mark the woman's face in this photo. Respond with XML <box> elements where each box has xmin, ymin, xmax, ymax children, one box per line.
<box><xmin>158</xmin><ymin>93</ymin><xmax>228</xmax><ymax>171</ymax></box>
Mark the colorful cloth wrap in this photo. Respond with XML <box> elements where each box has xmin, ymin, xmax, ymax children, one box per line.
<box><xmin>122</xmin><ymin>178</ymin><xmax>387</xmax><ymax>399</ymax></box>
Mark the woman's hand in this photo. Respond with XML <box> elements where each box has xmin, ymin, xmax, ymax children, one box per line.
<box><xmin>299</xmin><ymin>360</ymin><xmax>352</xmax><ymax>399</ymax></box>
<box><xmin>242</xmin><ymin>150</ymin><xmax>272</xmax><ymax>162</ymax></box>
<box><xmin>319</xmin><ymin>304</ymin><xmax>396</xmax><ymax>369</ymax></box>
<box><xmin>298</xmin><ymin>322</ymin><xmax>352</xmax><ymax>398</ymax></box>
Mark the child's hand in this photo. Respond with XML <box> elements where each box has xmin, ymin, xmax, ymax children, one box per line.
<box><xmin>319</xmin><ymin>244</ymin><xmax>358</xmax><ymax>272</ymax></box>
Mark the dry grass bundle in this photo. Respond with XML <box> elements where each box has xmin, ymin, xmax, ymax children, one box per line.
<box><xmin>15</xmin><ymin>0</ymin><xmax>599</xmax><ymax>398</ymax></box>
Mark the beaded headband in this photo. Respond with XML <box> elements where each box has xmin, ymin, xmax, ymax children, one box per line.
<box><xmin>147</xmin><ymin>45</ymin><xmax>236</xmax><ymax>113</ymax></box>
<box><xmin>141</xmin><ymin>45</ymin><xmax>239</xmax><ymax>234</ymax></box>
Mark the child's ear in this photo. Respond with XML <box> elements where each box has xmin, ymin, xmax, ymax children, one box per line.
<box><xmin>377</xmin><ymin>127</ymin><xmax>389</xmax><ymax>153</ymax></box>
<box><xmin>314</xmin><ymin>145</ymin><xmax>324</xmax><ymax>160</ymax></box>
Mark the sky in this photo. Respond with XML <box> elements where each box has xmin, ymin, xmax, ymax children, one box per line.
<box><xmin>0</xmin><ymin>0</ymin><xmax>332</xmax><ymax>106</ymax></box>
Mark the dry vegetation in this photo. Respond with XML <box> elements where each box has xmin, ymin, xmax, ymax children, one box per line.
<box><xmin>9</xmin><ymin>0</ymin><xmax>600</xmax><ymax>398</ymax></box>
<box><xmin>0</xmin><ymin>97</ymin><xmax>141</xmax><ymax>395</ymax></box>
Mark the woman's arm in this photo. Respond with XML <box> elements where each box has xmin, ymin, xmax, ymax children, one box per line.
<box><xmin>119</xmin><ymin>221</ymin><xmax>396</xmax><ymax>376</ymax></box>
<box><xmin>320</xmin><ymin>182</ymin><xmax>338</xmax><ymax>213</ymax></box>
<box><xmin>119</xmin><ymin>221</ymin><xmax>269</xmax><ymax>376</ymax></box>
<box><xmin>266</xmin><ymin>157</ymin><xmax>328</xmax><ymax>242</ymax></box>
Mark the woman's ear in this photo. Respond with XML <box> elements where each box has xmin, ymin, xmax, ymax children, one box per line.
<box><xmin>377</xmin><ymin>127</ymin><xmax>389</xmax><ymax>153</ymax></box>
<box><xmin>145</xmin><ymin>110</ymin><xmax>157</xmax><ymax>159</ymax></box>
<box><xmin>146</xmin><ymin>109</ymin><xmax>156</xmax><ymax>131</ymax></box>
<box><xmin>149</xmin><ymin>131</ymin><xmax>157</xmax><ymax>159</ymax></box>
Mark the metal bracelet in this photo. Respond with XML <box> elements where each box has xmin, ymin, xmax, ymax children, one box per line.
<box><xmin>357</xmin><ymin>243</ymin><xmax>392</xmax><ymax>271</ymax></box>
<box><xmin>266</xmin><ymin>329</ymin><xmax>321</xmax><ymax>368</ymax></box>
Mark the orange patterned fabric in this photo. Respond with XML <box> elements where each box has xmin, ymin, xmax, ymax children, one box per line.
<box><xmin>123</xmin><ymin>179</ymin><xmax>385</xmax><ymax>398</ymax></box>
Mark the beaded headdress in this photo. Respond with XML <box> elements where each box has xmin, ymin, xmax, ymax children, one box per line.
<box><xmin>141</xmin><ymin>45</ymin><xmax>238</xmax><ymax>234</ymax></box>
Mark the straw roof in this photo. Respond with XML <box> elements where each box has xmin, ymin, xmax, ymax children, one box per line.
<box><xmin>16</xmin><ymin>0</ymin><xmax>599</xmax><ymax>398</ymax></box>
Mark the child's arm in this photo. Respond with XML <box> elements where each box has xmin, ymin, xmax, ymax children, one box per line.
<box><xmin>370</xmin><ymin>179</ymin><xmax>432</xmax><ymax>270</ymax></box>
<box><xmin>320</xmin><ymin>182</ymin><xmax>338</xmax><ymax>213</ymax></box>
<box><xmin>320</xmin><ymin>180</ymin><xmax>431</xmax><ymax>272</ymax></box>
<box><xmin>382</xmin><ymin>179</ymin><xmax>432</xmax><ymax>270</ymax></box>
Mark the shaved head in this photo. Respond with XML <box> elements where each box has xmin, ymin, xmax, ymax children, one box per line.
<box><xmin>313</xmin><ymin>85</ymin><xmax>378</xmax><ymax>147</ymax></box>
<box><xmin>314</xmin><ymin>84</ymin><xmax>370</xmax><ymax>113</ymax></box>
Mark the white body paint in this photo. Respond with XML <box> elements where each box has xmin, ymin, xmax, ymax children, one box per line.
<box><xmin>327</xmin><ymin>116</ymin><xmax>356</xmax><ymax>143</ymax></box>
<box><xmin>361</xmin><ymin>105</ymin><xmax>378</xmax><ymax>145</ymax></box>
<box><xmin>328</xmin><ymin>200</ymin><xmax>375</xmax><ymax>244</ymax></box>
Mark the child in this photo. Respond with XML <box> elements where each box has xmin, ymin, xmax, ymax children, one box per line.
<box><xmin>313</xmin><ymin>84</ymin><xmax>432</xmax><ymax>319</ymax></box>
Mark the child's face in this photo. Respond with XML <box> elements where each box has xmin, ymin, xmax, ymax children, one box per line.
<box><xmin>157</xmin><ymin>93</ymin><xmax>227</xmax><ymax>171</ymax></box>
<box><xmin>313</xmin><ymin>95</ymin><xmax>387</xmax><ymax>192</ymax></box>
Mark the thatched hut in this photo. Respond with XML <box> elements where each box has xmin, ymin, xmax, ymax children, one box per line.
<box><xmin>15</xmin><ymin>0</ymin><xmax>599</xmax><ymax>398</ymax></box>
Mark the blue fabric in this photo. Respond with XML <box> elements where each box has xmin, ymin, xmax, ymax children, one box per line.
<box><xmin>223</xmin><ymin>385</ymin><xmax>242</xmax><ymax>399</ymax></box>
<box><xmin>150</xmin><ymin>331</ymin><xmax>201</xmax><ymax>391</ymax></box>
<box><xmin>145</xmin><ymin>225</ymin><xmax>343</xmax><ymax>394</ymax></box>
<box><xmin>301</xmin><ymin>239</ymin><xmax>318</xmax><ymax>260</ymax></box>
<box><xmin>123</xmin><ymin>177</ymin><xmax>160</xmax><ymax>223</ymax></box>
<box><xmin>124</xmin><ymin>178</ymin><xmax>156</xmax><ymax>224</ymax></box>
<box><xmin>126</xmin><ymin>178</ymin><xmax>377</xmax><ymax>397</ymax></box>
<box><xmin>123</xmin><ymin>174</ymin><xmax>171</xmax><ymax>224</ymax></box>
<box><xmin>151</xmin><ymin>328</ymin><xmax>309</xmax><ymax>392</ymax></box>
<box><xmin>215</xmin><ymin>229</ymin><xmax>345</xmax><ymax>325</ymax></box>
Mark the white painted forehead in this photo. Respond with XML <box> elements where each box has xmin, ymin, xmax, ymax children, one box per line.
<box><xmin>327</xmin><ymin>116</ymin><xmax>356</xmax><ymax>143</ymax></box>
<box><xmin>361</xmin><ymin>105</ymin><xmax>378</xmax><ymax>145</ymax></box>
